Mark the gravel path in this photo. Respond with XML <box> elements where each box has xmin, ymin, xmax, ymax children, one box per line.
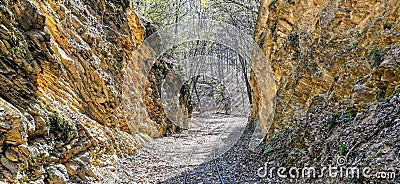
<box><xmin>114</xmin><ymin>113</ymin><xmax>271</xmax><ymax>183</ymax></box>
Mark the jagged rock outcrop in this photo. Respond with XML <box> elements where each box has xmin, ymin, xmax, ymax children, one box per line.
<box><xmin>0</xmin><ymin>0</ymin><xmax>168</xmax><ymax>182</ymax></box>
<box><xmin>254</xmin><ymin>0</ymin><xmax>399</xmax><ymax>182</ymax></box>
<box><xmin>145</xmin><ymin>59</ymin><xmax>193</xmax><ymax>134</ymax></box>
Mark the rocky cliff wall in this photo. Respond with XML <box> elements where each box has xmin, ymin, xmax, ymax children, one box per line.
<box><xmin>0</xmin><ymin>0</ymin><xmax>164</xmax><ymax>183</ymax></box>
<box><xmin>254</xmin><ymin>0</ymin><xmax>399</xmax><ymax>182</ymax></box>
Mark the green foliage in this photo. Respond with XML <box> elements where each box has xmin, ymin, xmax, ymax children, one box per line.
<box><xmin>363</xmin><ymin>157</ymin><xmax>372</xmax><ymax>165</ymax></box>
<box><xmin>265</xmin><ymin>148</ymin><xmax>273</xmax><ymax>157</ymax></box>
<box><xmin>375</xmin><ymin>88</ymin><xmax>386</xmax><ymax>100</ymax></box>
<box><xmin>270</xmin><ymin>21</ymin><xmax>277</xmax><ymax>33</ymax></box>
<box><xmin>9</xmin><ymin>31</ymin><xmax>25</xmax><ymax>56</ymax></box>
<box><xmin>353</xmin><ymin>31</ymin><xmax>361</xmax><ymax>37</ymax></box>
<box><xmin>329</xmin><ymin>108</ymin><xmax>357</xmax><ymax>129</ymax></box>
<box><xmin>133</xmin><ymin>0</ymin><xmax>186</xmax><ymax>30</ymax></box>
<box><xmin>339</xmin><ymin>107</ymin><xmax>357</xmax><ymax>124</ymax></box>
<box><xmin>133</xmin><ymin>0</ymin><xmax>260</xmax><ymax>35</ymax></box>
<box><xmin>28</xmin><ymin>156</ymin><xmax>37</xmax><ymax>165</ymax></box>
<box><xmin>106</xmin><ymin>0</ymin><xmax>123</xmax><ymax>13</ymax></box>
<box><xmin>345</xmin><ymin>107</ymin><xmax>357</xmax><ymax>117</ymax></box>
<box><xmin>328</xmin><ymin>115</ymin><xmax>338</xmax><ymax>129</ymax></box>
<box><xmin>47</xmin><ymin>112</ymin><xmax>77</xmax><ymax>142</ymax></box>
<box><xmin>383</xmin><ymin>23</ymin><xmax>392</xmax><ymax>30</ymax></box>
<box><xmin>370</xmin><ymin>48</ymin><xmax>382</xmax><ymax>68</ymax></box>
<box><xmin>338</xmin><ymin>142</ymin><xmax>347</xmax><ymax>156</ymax></box>
<box><xmin>10</xmin><ymin>45</ymin><xmax>24</xmax><ymax>56</ymax></box>
<box><xmin>268</xmin><ymin>0</ymin><xmax>278</xmax><ymax>10</ymax></box>
<box><xmin>288</xmin><ymin>155</ymin><xmax>298</xmax><ymax>166</ymax></box>
<box><xmin>271</xmin><ymin>133</ymin><xmax>279</xmax><ymax>140</ymax></box>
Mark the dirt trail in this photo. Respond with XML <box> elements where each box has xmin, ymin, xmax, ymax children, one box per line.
<box><xmin>111</xmin><ymin>113</ymin><xmax>258</xmax><ymax>183</ymax></box>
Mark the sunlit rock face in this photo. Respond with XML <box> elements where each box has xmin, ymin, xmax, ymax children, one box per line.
<box><xmin>145</xmin><ymin>59</ymin><xmax>193</xmax><ymax>134</ymax></box>
<box><xmin>254</xmin><ymin>0</ymin><xmax>399</xmax><ymax>182</ymax></box>
<box><xmin>0</xmin><ymin>0</ymin><xmax>166</xmax><ymax>182</ymax></box>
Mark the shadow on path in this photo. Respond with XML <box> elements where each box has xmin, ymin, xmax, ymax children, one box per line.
<box><xmin>161</xmin><ymin>122</ymin><xmax>270</xmax><ymax>183</ymax></box>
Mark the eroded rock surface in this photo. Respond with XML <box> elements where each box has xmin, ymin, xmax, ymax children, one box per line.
<box><xmin>253</xmin><ymin>0</ymin><xmax>400</xmax><ymax>182</ymax></box>
<box><xmin>0</xmin><ymin>0</ymin><xmax>168</xmax><ymax>182</ymax></box>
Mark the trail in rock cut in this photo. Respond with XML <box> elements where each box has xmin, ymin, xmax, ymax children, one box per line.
<box><xmin>106</xmin><ymin>113</ymin><xmax>269</xmax><ymax>183</ymax></box>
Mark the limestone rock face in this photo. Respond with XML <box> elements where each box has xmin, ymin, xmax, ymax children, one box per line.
<box><xmin>0</xmin><ymin>0</ymin><xmax>163</xmax><ymax>182</ymax></box>
<box><xmin>254</xmin><ymin>0</ymin><xmax>400</xmax><ymax>182</ymax></box>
